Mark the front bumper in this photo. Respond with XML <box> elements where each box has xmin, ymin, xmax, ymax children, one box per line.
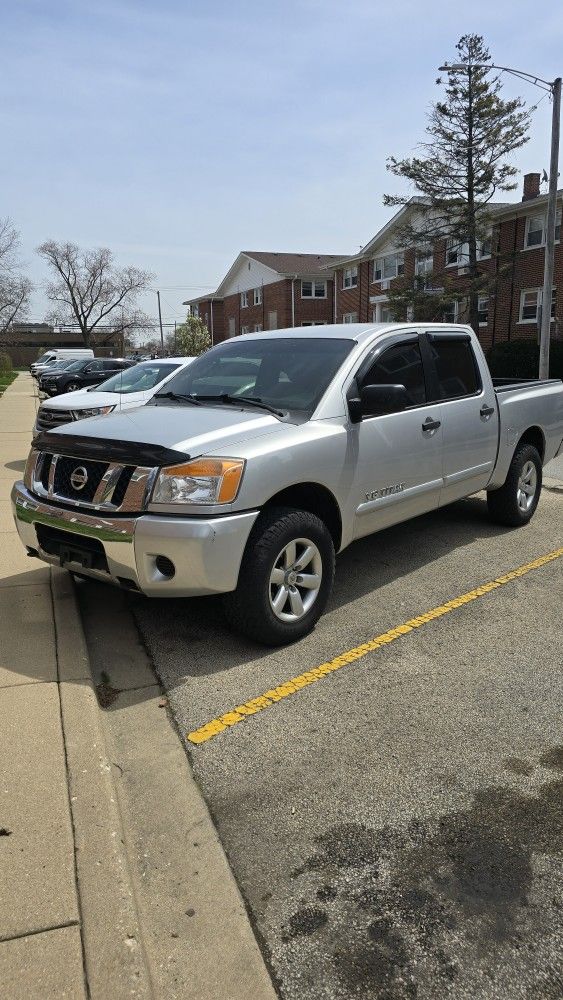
<box><xmin>11</xmin><ymin>481</ymin><xmax>259</xmax><ymax>597</ymax></box>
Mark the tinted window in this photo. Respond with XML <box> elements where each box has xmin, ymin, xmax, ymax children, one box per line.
<box><xmin>362</xmin><ymin>341</ymin><xmax>426</xmax><ymax>407</ymax></box>
<box><xmin>429</xmin><ymin>338</ymin><xmax>479</xmax><ymax>399</ymax></box>
<box><xmin>153</xmin><ymin>337</ymin><xmax>354</xmax><ymax>413</ymax></box>
<box><xmin>86</xmin><ymin>360</ymin><xmax>105</xmax><ymax>372</ymax></box>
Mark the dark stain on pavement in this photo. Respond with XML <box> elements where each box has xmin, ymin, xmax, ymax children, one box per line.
<box><xmin>503</xmin><ymin>756</ymin><xmax>534</xmax><ymax>776</ymax></box>
<box><xmin>539</xmin><ymin>745</ymin><xmax>563</xmax><ymax>772</ymax></box>
<box><xmin>284</xmin><ymin>770</ymin><xmax>563</xmax><ymax>999</ymax></box>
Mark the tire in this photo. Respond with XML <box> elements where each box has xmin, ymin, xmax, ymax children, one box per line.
<box><xmin>222</xmin><ymin>506</ymin><xmax>335</xmax><ymax>645</ymax></box>
<box><xmin>65</xmin><ymin>382</ymin><xmax>80</xmax><ymax>392</ymax></box>
<box><xmin>487</xmin><ymin>444</ymin><xmax>542</xmax><ymax>527</ymax></box>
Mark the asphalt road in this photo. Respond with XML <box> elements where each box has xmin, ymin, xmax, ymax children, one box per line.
<box><xmin>90</xmin><ymin>486</ymin><xmax>562</xmax><ymax>1000</ymax></box>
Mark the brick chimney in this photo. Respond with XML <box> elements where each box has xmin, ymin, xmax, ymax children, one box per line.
<box><xmin>522</xmin><ymin>173</ymin><xmax>541</xmax><ymax>201</ymax></box>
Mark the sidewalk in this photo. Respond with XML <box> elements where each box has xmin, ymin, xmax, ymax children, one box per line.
<box><xmin>0</xmin><ymin>375</ymin><xmax>277</xmax><ymax>1000</ymax></box>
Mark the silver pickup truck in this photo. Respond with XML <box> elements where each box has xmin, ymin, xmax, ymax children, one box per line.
<box><xmin>12</xmin><ymin>323</ymin><xmax>563</xmax><ymax>644</ymax></box>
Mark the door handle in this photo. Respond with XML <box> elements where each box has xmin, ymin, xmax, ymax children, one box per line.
<box><xmin>480</xmin><ymin>404</ymin><xmax>495</xmax><ymax>418</ymax></box>
<box><xmin>422</xmin><ymin>417</ymin><xmax>441</xmax><ymax>432</ymax></box>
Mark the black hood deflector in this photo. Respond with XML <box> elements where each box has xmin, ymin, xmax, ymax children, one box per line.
<box><xmin>32</xmin><ymin>431</ymin><xmax>190</xmax><ymax>468</ymax></box>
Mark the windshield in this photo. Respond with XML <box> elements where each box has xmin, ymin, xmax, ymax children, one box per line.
<box><xmin>36</xmin><ymin>353</ymin><xmax>53</xmax><ymax>364</ymax></box>
<box><xmin>151</xmin><ymin>337</ymin><xmax>354</xmax><ymax>414</ymax></box>
<box><xmin>96</xmin><ymin>362</ymin><xmax>181</xmax><ymax>394</ymax></box>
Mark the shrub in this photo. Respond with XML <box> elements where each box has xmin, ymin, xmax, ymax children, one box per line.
<box><xmin>0</xmin><ymin>352</ymin><xmax>13</xmax><ymax>376</ymax></box>
<box><xmin>487</xmin><ymin>339</ymin><xmax>563</xmax><ymax>380</ymax></box>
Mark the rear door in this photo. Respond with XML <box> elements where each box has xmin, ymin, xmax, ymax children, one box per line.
<box><xmin>351</xmin><ymin>334</ymin><xmax>444</xmax><ymax>539</ymax></box>
<box><xmin>420</xmin><ymin>332</ymin><xmax>499</xmax><ymax>505</ymax></box>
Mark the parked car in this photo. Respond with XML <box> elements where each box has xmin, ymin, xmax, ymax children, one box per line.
<box><xmin>36</xmin><ymin>358</ymin><xmax>84</xmax><ymax>392</ymax></box>
<box><xmin>34</xmin><ymin>357</ymin><xmax>195</xmax><ymax>433</ymax></box>
<box><xmin>13</xmin><ymin>324</ymin><xmax>563</xmax><ymax>644</ymax></box>
<box><xmin>40</xmin><ymin>357</ymin><xmax>135</xmax><ymax>397</ymax></box>
<box><xmin>31</xmin><ymin>348</ymin><xmax>94</xmax><ymax>378</ymax></box>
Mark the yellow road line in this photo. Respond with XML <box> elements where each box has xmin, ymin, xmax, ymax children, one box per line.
<box><xmin>187</xmin><ymin>546</ymin><xmax>563</xmax><ymax>746</ymax></box>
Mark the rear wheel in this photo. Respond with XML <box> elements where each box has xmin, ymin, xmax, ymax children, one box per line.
<box><xmin>487</xmin><ymin>444</ymin><xmax>542</xmax><ymax>527</ymax></box>
<box><xmin>222</xmin><ymin>506</ymin><xmax>335</xmax><ymax>645</ymax></box>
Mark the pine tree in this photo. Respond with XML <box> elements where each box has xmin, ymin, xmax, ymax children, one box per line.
<box><xmin>385</xmin><ymin>34</ymin><xmax>531</xmax><ymax>332</ymax></box>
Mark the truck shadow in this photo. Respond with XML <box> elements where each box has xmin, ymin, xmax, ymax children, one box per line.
<box><xmin>124</xmin><ymin>494</ymin><xmax>523</xmax><ymax>682</ymax></box>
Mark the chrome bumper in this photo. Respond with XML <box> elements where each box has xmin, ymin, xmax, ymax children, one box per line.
<box><xmin>11</xmin><ymin>481</ymin><xmax>259</xmax><ymax>597</ymax></box>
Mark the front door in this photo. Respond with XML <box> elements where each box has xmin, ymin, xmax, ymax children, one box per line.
<box><xmin>351</xmin><ymin>337</ymin><xmax>444</xmax><ymax>539</ymax></box>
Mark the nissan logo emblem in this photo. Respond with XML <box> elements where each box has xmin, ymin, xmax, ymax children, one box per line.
<box><xmin>70</xmin><ymin>465</ymin><xmax>89</xmax><ymax>491</ymax></box>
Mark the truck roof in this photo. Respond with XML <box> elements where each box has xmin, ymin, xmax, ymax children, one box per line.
<box><xmin>236</xmin><ymin>323</ymin><xmax>473</xmax><ymax>344</ymax></box>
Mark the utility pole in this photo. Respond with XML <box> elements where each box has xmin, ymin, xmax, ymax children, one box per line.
<box><xmin>156</xmin><ymin>290</ymin><xmax>164</xmax><ymax>356</ymax></box>
<box><xmin>539</xmin><ymin>76</ymin><xmax>561</xmax><ymax>379</ymax></box>
<box><xmin>174</xmin><ymin>320</ymin><xmax>177</xmax><ymax>354</ymax></box>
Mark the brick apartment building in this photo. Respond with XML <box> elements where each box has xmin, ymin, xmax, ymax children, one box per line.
<box><xmin>184</xmin><ymin>251</ymin><xmax>345</xmax><ymax>344</ymax></box>
<box><xmin>325</xmin><ymin>173</ymin><xmax>563</xmax><ymax>351</ymax></box>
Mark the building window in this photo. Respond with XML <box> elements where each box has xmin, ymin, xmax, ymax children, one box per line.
<box><xmin>415</xmin><ymin>252</ymin><xmax>433</xmax><ymax>277</ymax></box>
<box><xmin>240</xmin><ymin>290</ymin><xmax>249</xmax><ymax>308</ymax></box>
<box><xmin>241</xmin><ymin>325</ymin><xmax>249</xmax><ymax>335</ymax></box>
<box><xmin>519</xmin><ymin>287</ymin><xmax>556</xmax><ymax>323</ymax></box>
<box><xmin>301</xmin><ymin>280</ymin><xmax>327</xmax><ymax>298</ymax></box>
<box><xmin>254</xmin><ymin>323</ymin><xmax>262</xmax><ymax>332</ymax></box>
<box><xmin>442</xmin><ymin>300</ymin><xmax>459</xmax><ymax>324</ymax></box>
<box><xmin>343</xmin><ymin>267</ymin><xmax>358</xmax><ymax>289</ymax></box>
<box><xmin>446</xmin><ymin>239</ymin><xmax>469</xmax><ymax>267</ymax></box>
<box><xmin>525</xmin><ymin>210</ymin><xmax>562</xmax><ymax>248</ymax></box>
<box><xmin>301</xmin><ymin>321</ymin><xmax>328</xmax><ymax>326</ymax></box>
<box><xmin>342</xmin><ymin>312</ymin><xmax>358</xmax><ymax>323</ymax></box>
<box><xmin>253</xmin><ymin>287</ymin><xmax>262</xmax><ymax>306</ymax></box>
<box><xmin>373</xmin><ymin>252</ymin><xmax>404</xmax><ymax>281</ymax></box>
<box><xmin>478</xmin><ymin>296</ymin><xmax>489</xmax><ymax>326</ymax></box>
<box><xmin>380</xmin><ymin>305</ymin><xmax>394</xmax><ymax>322</ymax></box>
<box><xmin>192</xmin><ymin>304</ymin><xmax>199</xmax><ymax>318</ymax></box>
<box><xmin>477</xmin><ymin>230</ymin><xmax>493</xmax><ymax>259</ymax></box>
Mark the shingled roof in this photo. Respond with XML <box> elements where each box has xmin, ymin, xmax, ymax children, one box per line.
<box><xmin>244</xmin><ymin>251</ymin><xmax>346</xmax><ymax>277</ymax></box>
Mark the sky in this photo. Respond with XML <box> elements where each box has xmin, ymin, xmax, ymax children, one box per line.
<box><xmin>2</xmin><ymin>0</ymin><xmax>563</xmax><ymax>332</ymax></box>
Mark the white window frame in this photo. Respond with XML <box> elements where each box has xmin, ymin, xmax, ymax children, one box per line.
<box><xmin>372</xmin><ymin>252</ymin><xmax>404</xmax><ymax>282</ymax></box>
<box><xmin>478</xmin><ymin>296</ymin><xmax>489</xmax><ymax>326</ymax></box>
<box><xmin>240</xmin><ymin>290</ymin><xmax>249</xmax><ymax>308</ymax></box>
<box><xmin>301</xmin><ymin>280</ymin><xmax>327</xmax><ymax>299</ymax></box>
<box><xmin>442</xmin><ymin>300</ymin><xmax>459</xmax><ymax>324</ymax></box>
<box><xmin>518</xmin><ymin>287</ymin><xmax>556</xmax><ymax>324</ymax></box>
<box><xmin>524</xmin><ymin>210</ymin><xmax>561</xmax><ymax>249</ymax></box>
<box><xmin>477</xmin><ymin>229</ymin><xmax>493</xmax><ymax>260</ymax></box>
<box><xmin>414</xmin><ymin>252</ymin><xmax>433</xmax><ymax>277</ymax></box>
<box><xmin>342</xmin><ymin>266</ymin><xmax>358</xmax><ymax>289</ymax></box>
<box><xmin>342</xmin><ymin>312</ymin><xmax>358</xmax><ymax>323</ymax></box>
<box><xmin>191</xmin><ymin>304</ymin><xmax>199</xmax><ymax>318</ymax></box>
<box><xmin>445</xmin><ymin>239</ymin><xmax>469</xmax><ymax>268</ymax></box>
<box><xmin>253</xmin><ymin>287</ymin><xmax>262</xmax><ymax>306</ymax></box>
<box><xmin>241</xmin><ymin>324</ymin><xmax>250</xmax><ymax>335</ymax></box>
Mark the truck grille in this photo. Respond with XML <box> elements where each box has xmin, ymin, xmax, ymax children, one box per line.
<box><xmin>36</xmin><ymin>407</ymin><xmax>75</xmax><ymax>432</ymax></box>
<box><xmin>29</xmin><ymin>449</ymin><xmax>156</xmax><ymax>513</ymax></box>
<box><xmin>53</xmin><ymin>457</ymin><xmax>110</xmax><ymax>503</ymax></box>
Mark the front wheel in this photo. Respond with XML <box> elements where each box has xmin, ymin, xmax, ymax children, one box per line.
<box><xmin>65</xmin><ymin>382</ymin><xmax>81</xmax><ymax>392</ymax></box>
<box><xmin>222</xmin><ymin>506</ymin><xmax>335</xmax><ymax>645</ymax></box>
<box><xmin>487</xmin><ymin>444</ymin><xmax>542</xmax><ymax>527</ymax></box>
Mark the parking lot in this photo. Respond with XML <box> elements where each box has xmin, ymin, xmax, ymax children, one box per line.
<box><xmin>77</xmin><ymin>484</ymin><xmax>563</xmax><ymax>1000</ymax></box>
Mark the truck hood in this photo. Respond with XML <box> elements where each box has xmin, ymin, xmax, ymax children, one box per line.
<box><xmin>37</xmin><ymin>401</ymin><xmax>288</xmax><ymax>461</ymax></box>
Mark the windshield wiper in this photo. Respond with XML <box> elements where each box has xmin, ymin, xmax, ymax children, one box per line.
<box><xmin>152</xmin><ymin>391</ymin><xmax>203</xmax><ymax>406</ymax></box>
<box><xmin>193</xmin><ymin>394</ymin><xmax>284</xmax><ymax>418</ymax></box>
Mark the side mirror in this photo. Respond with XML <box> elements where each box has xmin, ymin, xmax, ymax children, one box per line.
<box><xmin>359</xmin><ymin>383</ymin><xmax>409</xmax><ymax>418</ymax></box>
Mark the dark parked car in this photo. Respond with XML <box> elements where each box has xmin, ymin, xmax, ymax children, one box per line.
<box><xmin>40</xmin><ymin>358</ymin><xmax>135</xmax><ymax>397</ymax></box>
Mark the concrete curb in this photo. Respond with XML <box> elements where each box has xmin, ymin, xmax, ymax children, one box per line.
<box><xmin>53</xmin><ymin>570</ymin><xmax>277</xmax><ymax>999</ymax></box>
<box><xmin>51</xmin><ymin>568</ymin><xmax>154</xmax><ymax>999</ymax></box>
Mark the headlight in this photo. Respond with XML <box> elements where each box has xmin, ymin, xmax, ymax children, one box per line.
<box><xmin>151</xmin><ymin>457</ymin><xmax>245</xmax><ymax>505</ymax></box>
<box><xmin>72</xmin><ymin>405</ymin><xmax>116</xmax><ymax>419</ymax></box>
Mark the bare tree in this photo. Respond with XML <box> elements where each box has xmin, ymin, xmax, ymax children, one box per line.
<box><xmin>0</xmin><ymin>218</ymin><xmax>32</xmax><ymax>335</ymax></box>
<box><xmin>37</xmin><ymin>241</ymin><xmax>154</xmax><ymax>347</ymax></box>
